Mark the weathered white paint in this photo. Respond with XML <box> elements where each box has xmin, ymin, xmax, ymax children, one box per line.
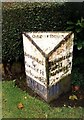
<box><xmin>26</xmin><ymin>32</ymin><xmax>69</xmax><ymax>54</ymax></box>
<box><xmin>23</xmin><ymin>32</ymin><xmax>74</xmax><ymax>87</ymax></box>
<box><xmin>23</xmin><ymin>34</ymin><xmax>47</xmax><ymax>86</ymax></box>
<box><xmin>49</xmin><ymin>33</ymin><xmax>74</xmax><ymax>86</ymax></box>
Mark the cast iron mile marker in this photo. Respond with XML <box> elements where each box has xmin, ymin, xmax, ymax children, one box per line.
<box><xmin>22</xmin><ymin>31</ymin><xmax>74</xmax><ymax>102</ymax></box>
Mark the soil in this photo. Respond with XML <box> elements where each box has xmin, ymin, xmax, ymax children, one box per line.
<box><xmin>15</xmin><ymin>77</ymin><xmax>84</xmax><ymax>107</ymax></box>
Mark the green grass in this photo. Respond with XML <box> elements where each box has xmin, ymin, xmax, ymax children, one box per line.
<box><xmin>0</xmin><ymin>81</ymin><xmax>2</xmax><ymax>119</ymax></box>
<box><xmin>2</xmin><ymin>80</ymin><xmax>84</xmax><ymax>118</ymax></box>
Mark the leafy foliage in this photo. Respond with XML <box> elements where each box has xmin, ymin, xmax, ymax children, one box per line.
<box><xmin>66</xmin><ymin>17</ymin><xmax>84</xmax><ymax>50</ymax></box>
<box><xmin>72</xmin><ymin>68</ymin><xmax>84</xmax><ymax>86</ymax></box>
<box><xmin>65</xmin><ymin>3</ymin><xmax>84</xmax><ymax>87</ymax></box>
<box><xmin>2</xmin><ymin>2</ymin><xmax>72</xmax><ymax>64</ymax></box>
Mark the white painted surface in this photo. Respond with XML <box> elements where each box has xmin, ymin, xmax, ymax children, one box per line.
<box><xmin>49</xmin><ymin>34</ymin><xmax>74</xmax><ymax>86</ymax></box>
<box><xmin>23</xmin><ymin>34</ymin><xmax>47</xmax><ymax>86</ymax></box>
<box><xmin>23</xmin><ymin>32</ymin><xmax>74</xmax><ymax>87</ymax></box>
<box><xmin>26</xmin><ymin>32</ymin><xmax>69</xmax><ymax>54</ymax></box>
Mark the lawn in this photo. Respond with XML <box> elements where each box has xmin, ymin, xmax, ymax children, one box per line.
<box><xmin>2</xmin><ymin>80</ymin><xmax>84</xmax><ymax>119</ymax></box>
<box><xmin>0</xmin><ymin>81</ymin><xmax>2</xmax><ymax>119</ymax></box>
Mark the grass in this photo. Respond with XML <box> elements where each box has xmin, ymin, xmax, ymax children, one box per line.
<box><xmin>2</xmin><ymin>80</ymin><xmax>84</xmax><ymax>118</ymax></box>
<box><xmin>0</xmin><ymin>81</ymin><xmax>2</xmax><ymax>119</ymax></box>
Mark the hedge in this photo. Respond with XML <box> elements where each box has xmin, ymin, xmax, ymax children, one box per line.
<box><xmin>2</xmin><ymin>2</ymin><xmax>84</xmax><ymax>64</ymax></box>
<box><xmin>2</xmin><ymin>2</ymin><xmax>73</xmax><ymax>63</ymax></box>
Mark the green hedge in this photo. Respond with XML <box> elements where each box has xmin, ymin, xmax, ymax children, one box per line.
<box><xmin>2</xmin><ymin>2</ymin><xmax>84</xmax><ymax>64</ymax></box>
<box><xmin>2</xmin><ymin>2</ymin><xmax>73</xmax><ymax>63</ymax></box>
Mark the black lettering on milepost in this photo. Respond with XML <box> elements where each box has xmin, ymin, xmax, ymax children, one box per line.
<box><xmin>24</xmin><ymin>52</ymin><xmax>44</xmax><ymax>65</ymax></box>
<box><xmin>25</xmin><ymin>62</ymin><xmax>44</xmax><ymax>76</ymax></box>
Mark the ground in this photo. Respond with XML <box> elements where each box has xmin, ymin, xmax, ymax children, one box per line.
<box><xmin>2</xmin><ymin>80</ymin><xmax>84</xmax><ymax>118</ymax></box>
<box><xmin>2</xmin><ymin>64</ymin><xmax>84</xmax><ymax>118</ymax></box>
<box><xmin>15</xmin><ymin>77</ymin><xmax>84</xmax><ymax>108</ymax></box>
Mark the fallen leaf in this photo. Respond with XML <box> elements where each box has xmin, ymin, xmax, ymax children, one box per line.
<box><xmin>69</xmin><ymin>95</ymin><xmax>74</xmax><ymax>100</ymax></box>
<box><xmin>73</xmin><ymin>95</ymin><xmax>78</xmax><ymax>100</ymax></box>
<box><xmin>69</xmin><ymin>95</ymin><xmax>78</xmax><ymax>100</ymax></box>
<box><xmin>17</xmin><ymin>102</ymin><xmax>24</xmax><ymax>109</ymax></box>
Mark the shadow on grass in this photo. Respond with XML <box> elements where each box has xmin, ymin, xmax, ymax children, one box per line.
<box><xmin>14</xmin><ymin>77</ymin><xmax>84</xmax><ymax>108</ymax></box>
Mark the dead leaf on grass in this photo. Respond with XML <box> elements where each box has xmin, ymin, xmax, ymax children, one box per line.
<box><xmin>17</xmin><ymin>102</ymin><xmax>24</xmax><ymax>109</ymax></box>
<box><xmin>69</xmin><ymin>95</ymin><xmax>78</xmax><ymax>100</ymax></box>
